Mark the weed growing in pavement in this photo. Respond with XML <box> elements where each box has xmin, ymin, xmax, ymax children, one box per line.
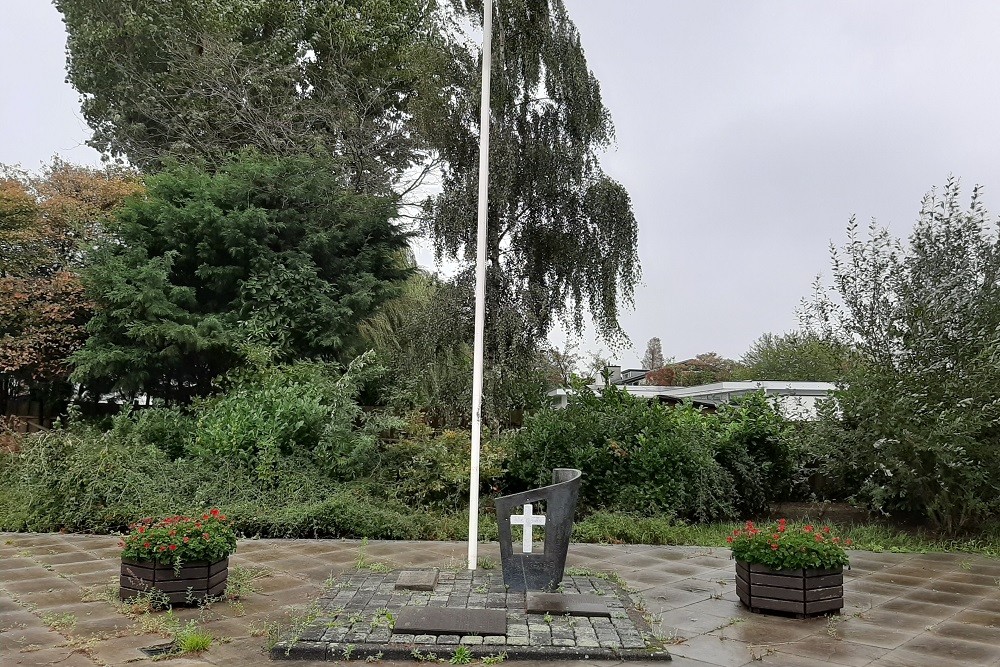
<box><xmin>482</xmin><ymin>651</ymin><xmax>507</xmax><ymax>665</ymax></box>
<box><xmin>40</xmin><ymin>612</ymin><xmax>76</xmax><ymax>632</ymax></box>
<box><xmin>225</xmin><ymin>565</ymin><xmax>272</xmax><ymax>600</ymax></box>
<box><xmin>565</xmin><ymin>567</ymin><xmax>629</xmax><ymax>590</ymax></box>
<box><xmin>175</xmin><ymin>621</ymin><xmax>212</xmax><ymax>654</ymax></box>
<box><xmin>448</xmin><ymin>645</ymin><xmax>472</xmax><ymax>664</ymax></box>
<box><xmin>410</xmin><ymin>647</ymin><xmax>443</xmax><ymax>662</ymax></box>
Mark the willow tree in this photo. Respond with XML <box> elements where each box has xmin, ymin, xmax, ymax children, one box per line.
<box><xmin>423</xmin><ymin>0</ymin><xmax>640</xmax><ymax>416</ymax></box>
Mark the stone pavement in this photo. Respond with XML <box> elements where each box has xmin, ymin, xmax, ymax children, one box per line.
<box><xmin>272</xmin><ymin>569</ymin><xmax>668</xmax><ymax>661</ymax></box>
<box><xmin>1</xmin><ymin>533</ymin><xmax>1000</xmax><ymax>666</ymax></box>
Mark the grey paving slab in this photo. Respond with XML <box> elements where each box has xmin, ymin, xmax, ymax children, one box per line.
<box><xmin>394</xmin><ymin>607</ymin><xmax>506</xmax><ymax>635</ymax></box>
<box><xmin>394</xmin><ymin>569</ymin><xmax>439</xmax><ymax>591</ymax></box>
<box><xmin>526</xmin><ymin>592</ymin><xmax>613</xmax><ymax>617</ymax></box>
<box><xmin>2</xmin><ymin>533</ymin><xmax>1000</xmax><ymax>665</ymax></box>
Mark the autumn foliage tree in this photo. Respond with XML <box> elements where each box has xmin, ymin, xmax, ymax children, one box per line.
<box><xmin>0</xmin><ymin>161</ymin><xmax>141</xmax><ymax>414</ymax></box>
<box><xmin>646</xmin><ymin>352</ymin><xmax>740</xmax><ymax>387</ymax></box>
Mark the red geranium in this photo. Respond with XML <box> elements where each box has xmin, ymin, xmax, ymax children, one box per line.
<box><xmin>119</xmin><ymin>509</ymin><xmax>236</xmax><ymax>566</ymax></box>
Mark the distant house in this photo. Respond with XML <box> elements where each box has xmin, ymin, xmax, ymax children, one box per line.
<box><xmin>547</xmin><ymin>380</ymin><xmax>836</xmax><ymax>420</ymax></box>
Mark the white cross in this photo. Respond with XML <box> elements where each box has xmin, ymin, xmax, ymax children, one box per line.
<box><xmin>509</xmin><ymin>503</ymin><xmax>546</xmax><ymax>553</ymax></box>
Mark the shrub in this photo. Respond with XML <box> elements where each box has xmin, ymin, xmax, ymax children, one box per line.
<box><xmin>119</xmin><ymin>407</ymin><xmax>195</xmax><ymax>460</ymax></box>
<box><xmin>0</xmin><ymin>426</ymin><xmax>180</xmax><ymax>531</ymax></box>
<box><xmin>506</xmin><ymin>386</ymin><xmax>734</xmax><ymax>521</ymax></box>
<box><xmin>506</xmin><ymin>385</ymin><xmax>797</xmax><ymax>521</ymax></box>
<box><xmin>190</xmin><ymin>357</ymin><xmax>387</xmax><ymax>482</ymax></box>
<box><xmin>377</xmin><ymin>421</ymin><xmax>508</xmax><ymax>513</ymax></box>
<box><xmin>714</xmin><ymin>392</ymin><xmax>795</xmax><ymax>516</ymax></box>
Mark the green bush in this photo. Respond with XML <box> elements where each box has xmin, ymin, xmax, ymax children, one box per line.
<box><xmin>714</xmin><ymin>392</ymin><xmax>795</xmax><ymax>516</ymax></box>
<box><xmin>119</xmin><ymin>407</ymin><xmax>196</xmax><ymax>460</ymax></box>
<box><xmin>506</xmin><ymin>385</ymin><xmax>795</xmax><ymax>521</ymax></box>
<box><xmin>0</xmin><ymin>426</ymin><xmax>180</xmax><ymax>531</ymax></box>
<box><xmin>376</xmin><ymin>421</ymin><xmax>508</xmax><ymax>513</ymax></box>
<box><xmin>190</xmin><ymin>357</ymin><xmax>386</xmax><ymax>481</ymax></box>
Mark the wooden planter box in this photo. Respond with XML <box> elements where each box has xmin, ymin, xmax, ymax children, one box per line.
<box><xmin>735</xmin><ymin>561</ymin><xmax>843</xmax><ymax>617</ymax></box>
<box><xmin>120</xmin><ymin>557</ymin><xmax>228</xmax><ymax>606</ymax></box>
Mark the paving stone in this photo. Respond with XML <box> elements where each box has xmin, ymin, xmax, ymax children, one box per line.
<box><xmin>413</xmin><ymin>634</ymin><xmax>437</xmax><ymax>643</ymax></box>
<box><xmin>526</xmin><ymin>592</ymin><xmax>613</xmax><ymax>617</ymax></box>
<box><xmin>437</xmin><ymin>634</ymin><xmax>460</xmax><ymax>644</ymax></box>
<box><xmin>552</xmin><ymin>638</ymin><xmax>576</xmax><ymax>646</ymax></box>
<box><xmin>459</xmin><ymin>635</ymin><xmax>484</xmax><ymax>644</ymax></box>
<box><xmin>394</xmin><ymin>607</ymin><xmax>507</xmax><ymax>636</ymax></box>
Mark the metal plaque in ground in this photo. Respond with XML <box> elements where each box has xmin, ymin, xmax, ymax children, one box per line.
<box><xmin>270</xmin><ymin>568</ymin><xmax>671</xmax><ymax>662</ymax></box>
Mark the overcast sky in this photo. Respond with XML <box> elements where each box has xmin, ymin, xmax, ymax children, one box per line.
<box><xmin>4</xmin><ymin>2</ymin><xmax>1000</xmax><ymax>367</ymax></box>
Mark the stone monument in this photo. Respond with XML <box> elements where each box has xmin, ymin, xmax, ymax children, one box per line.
<box><xmin>494</xmin><ymin>468</ymin><xmax>582</xmax><ymax>592</ymax></box>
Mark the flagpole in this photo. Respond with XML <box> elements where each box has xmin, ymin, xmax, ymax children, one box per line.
<box><xmin>468</xmin><ymin>0</ymin><xmax>493</xmax><ymax>571</ymax></box>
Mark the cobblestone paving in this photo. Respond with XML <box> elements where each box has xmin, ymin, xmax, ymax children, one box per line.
<box><xmin>272</xmin><ymin>570</ymin><xmax>670</xmax><ymax>661</ymax></box>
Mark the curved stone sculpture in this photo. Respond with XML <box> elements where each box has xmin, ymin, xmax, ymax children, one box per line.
<box><xmin>495</xmin><ymin>468</ymin><xmax>582</xmax><ymax>592</ymax></box>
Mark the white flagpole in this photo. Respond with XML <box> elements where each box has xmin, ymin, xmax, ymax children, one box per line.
<box><xmin>468</xmin><ymin>0</ymin><xmax>493</xmax><ymax>571</ymax></box>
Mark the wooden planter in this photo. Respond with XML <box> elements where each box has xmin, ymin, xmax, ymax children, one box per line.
<box><xmin>735</xmin><ymin>561</ymin><xmax>843</xmax><ymax>617</ymax></box>
<box><xmin>120</xmin><ymin>557</ymin><xmax>229</xmax><ymax>606</ymax></box>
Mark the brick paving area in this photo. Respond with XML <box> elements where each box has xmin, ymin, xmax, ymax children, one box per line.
<box><xmin>2</xmin><ymin>533</ymin><xmax>1000</xmax><ymax>666</ymax></box>
<box><xmin>271</xmin><ymin>569</ymin><xmax>669</xmax><ymax>661</ymax></box>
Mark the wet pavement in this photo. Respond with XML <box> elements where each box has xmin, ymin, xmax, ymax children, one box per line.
<box><xmin>2</xmin><ymin>533</ymin><xmax>1000</xmax><ymax>666</ymax></box>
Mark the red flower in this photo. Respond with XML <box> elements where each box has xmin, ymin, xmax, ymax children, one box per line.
<box><xmin>726</xmin><ymin>536</ymin><xmax>734</xmax><ymax>543</ymax></box>
<box><xmin>210</xmin><ymin>508</ymin><xmax>220</xmax><ymax>517</ymax></box>
<box><xmin>169</xmin><ymin>530</ymin><xmax>176</xmax><ymax>536</ymax></box>
<box><xmin>772</xmin><ymin>533</ymin><xmax>780</xmax><ymax>540</ymax></box>
<box><xmin>143</xmin><ymin>542</ymin><xmax>151</xmax><ymax>549</ymax></box>
<box><xmin>823</xmin><ymin>526</ymin><xmax>831</xmax><ymax>533</ymax></box>
<box><xmin>770</xmin><ymin>543</ymin><xmax>779</xmax><ymax>551</ymax></box>
<box><xmin>803</xmin><ymin>525</ymin><xmax>814</xmax><ymax>533</ymax></box>
<box><xmin>203</xmin><ymin>532</ymin><xmax>211</xmax><ymax>540</ymax></box>
<box><xmin>183</xmin><ymin>536</ymin><xmax>190</xmax><ymax>543</ymax></box>
<box><xmin>832</xmin><ymin>537</ymin><xmax>841</xmax><ymax>544</ymax></box>
<box><xmin>159</xmin><ymin>545</ymin><xmax>167</xmax><ymax>552</ymax></box>
<box><xmin>169</xmin><ymin>544</ymin><xmax>177</xmax><ymax>551</ymax></box>
<box><xmin>845</xmin><ymin>538</ymin><xmax>853</xmax><ymax>546</ymax></box>
<box><xmin>138</xmin><ymin>526</ymin><xmax>146</xmax><ymax>534</ymax></box>
<box><xmin>815</xmin><ymin>534</ymin><xmax>824</xmax><ymax>542</ymax></box>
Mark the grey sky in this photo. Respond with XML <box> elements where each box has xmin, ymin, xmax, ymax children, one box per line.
<box><xmin>4</xmin><ymin>2</ymin><xmax>1000</xmax><ymax>367</ymax></box>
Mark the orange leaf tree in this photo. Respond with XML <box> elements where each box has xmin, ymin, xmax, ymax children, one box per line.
<box><xmin>0</xmin><ymin>160</ymin><xmax>141</xmax><ymax>415</ymax></box>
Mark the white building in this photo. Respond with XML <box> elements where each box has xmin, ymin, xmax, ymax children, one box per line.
<box><xmin>547</xmin><ymin>380</ymin><xmax>836</xmax><ymax>420</ymax></box>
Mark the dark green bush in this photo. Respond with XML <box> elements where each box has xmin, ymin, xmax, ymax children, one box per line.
<box><xmin>120</xmin><ymin>407</ymin><xmax>195</xmax><ymax>460</ymax></box>
<box><xmin>505</xmin><ymin>386</ymin><xmax>795</xmax><ymax>521</ymax></box>
<box><xmin>714</xmin><ymin>392</ymin><xmax>795</xmax><ymax>516</ymax></box>
<box><xmin>376</xmin><ymin>421</ymin><xmax>508</xmax><ymax>513</ymax></box>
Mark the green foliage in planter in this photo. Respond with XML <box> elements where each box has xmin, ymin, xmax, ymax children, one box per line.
<box><xmin>729</xmin><ymin>519</ymin><xmax>851</xmax><ymax>570</ymax></box>
<box><xmin>121</xmin><ymin>510</ymin><xmax>236</xmax><ymax>565</ymax></box>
